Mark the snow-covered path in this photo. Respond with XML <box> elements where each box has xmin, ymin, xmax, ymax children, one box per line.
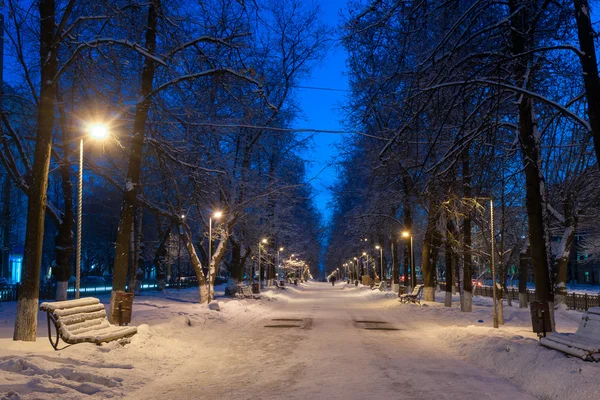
<box><xmin>127</xmin><ymin>282</ymin><xmax>535</xmax><ymax>400</ymax></box>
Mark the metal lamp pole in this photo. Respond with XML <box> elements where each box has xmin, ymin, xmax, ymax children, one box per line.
<box><xmin>76</xmin><ymin>139</ymin><xmax>83</xmax><ymax>299</ymax></box>
<box><xmin>76</xmin><ymin>124</ymin><xmax>108</xmax><ymax>299</ymax></box>
<box><xmin>376</xmin><ymin>245</ymin><xmax>383</xmax><ymax>281</ymax></box>
<box><xmin>278</xmin><ymin>247</ymin><xmax>283</xmax><ymax>281</ymax></box>
<box><xmin>259</xmin><ymin>238</ymin><xmax>267</xmax><ymax>289</ymax></box>
<box><xmin>490</xmin><ymin>199</ymin><xmax>499</xmax><ymax>329</ymax></box>
<box><xmin>410</xmin><ymin>235</ymin><xmax>414</xmax><ymax>290</ymax></box>
<box><xmin>402</xmin><ymin>232</ymin><xmax>415</xmax><ymax>291</ymax></box>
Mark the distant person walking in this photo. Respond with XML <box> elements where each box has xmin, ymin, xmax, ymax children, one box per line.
<box><xmin>331</xmin><ymin>275</ymin><xmax>337</xmax><ymax>286</ymax></box>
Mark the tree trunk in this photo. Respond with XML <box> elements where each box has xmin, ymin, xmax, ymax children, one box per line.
<box><xmin>178</xmin><ymin>224</ymin><xmax>208</xmax><ymax>303</ymax></box>
<box><xmin>402</xmin><ymin>171</ymin><xmax>412</xmax><ymax>289</ymax></box>
<box><xmin>445</xmin><ymin>215</ymin><xmax>455</xmax><ymax>307</ymax></box>
<box><xmin>510</xmin><ymin>0</ymin><xmax>554</xmax><ymax>330</ymax></box>
<box><xmin>153</xmin><ymin>225</ymin><xmax>171</xmax><ymax>292</ymax></box>
<box><xmin>461</xmin><ymin>148</ymin><xmax>473</xmax><ymax>312</ymax></box>
<box><xmin>14</xmin><ymin>0</ymin><xmax>58</xmax><ymax>341</ymax></box>
<box><xmin>519</xmin><ymin>242</ymin><xmax>530</xmax><ymax>308</ymax></box>
<box><xmin>53</xmin><ymin>92</ymin><xmax>76</xmax><ymax>301</ymax></box>
<box><xmin>0</xmin><ymin>6</ymin><xmax>6</xmax><ymax>282</ymax></box>
<box><xmin>110</xmin><ymin>0</ymin><xmax>159</xmax><ymax>322</ymax></box>
<box><xmin>421</xmin><ymin>200</ymin><xmax>441</xmax><ymax>302</ymax></box>
<box><xmin>392</xmin><ymin>238</ymin><xmax>399</xmax><ymax>290</ymax></box>
<box><xmin>230</xmin><ymin>238</ymin><xmax>243</xmax><ymax>282</ymax></box>
<box><xmin>573</xmin><ymin>0</ymin><xmax>600</xmax><ymax>170</ymax></box>
<box><xmin>208</xmin><ymin>237</ymin><xmax>228</xmax><ymax>301</ymax></box>
<box><xmin>555</xmin><ymin>225</ymin><xmax>575</xmax><ymax>305</ymax></box>
<box><xmin>1</xmin><ymin>176</ymin><xmax>10</xmax><ymax>279</ymax></box>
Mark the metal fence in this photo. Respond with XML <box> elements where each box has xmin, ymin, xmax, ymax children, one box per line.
<box><xmin>0</xmin><ymin>278</ymin><xmax>200</xmax><ymax>303</ymax></box>
<box><xmin>438</xmin><ymin>284</ymin><xmax>600</xmax><ymax>311</ymax></box>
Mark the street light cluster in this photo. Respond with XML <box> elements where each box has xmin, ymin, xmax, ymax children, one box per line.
<box><xmin>339</xmin><ymin>230</ymin><xmax>415</xmax><ymax>291</ymax></box>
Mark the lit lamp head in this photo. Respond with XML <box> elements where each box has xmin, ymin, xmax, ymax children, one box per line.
<box><xmin>261</xmin><ymin>238</ymin><xmax>268</xmax><ymax>244</ymax></box>
<box><xmin>89</xmin><ymin>123</ymin><xmax>109</xmax><ymax>140</ymax></box>
<box><xmin>279</xmin><ymin>247</ymin><xmax>284</xmax><ymax>252</ymax></box>
<box><xmin>362</xmin><ymin>252</ymin><xmax>366</xmax><ymax>256</ymax></box>
<box><xmin>353</xmin><ymin>257</ymin><xmax>357</xmax><ymax>260</ymax></box>
<box><xmin>213</xmin><ymin>211</ymin><xmax>223</xmax><ymax>219</ymax></box>
<box><xmin>375</xmin><ymin>245</ymin><xmax>380</xmax><ymax>250</ymax></box>
<box><xmin>402</xmin><ymin>231</ymin><xmax>410</xmax><ymax>238</ymax></box>
<box><xmin>181</xmin><ymin>214</ymin><xmax>185</xmax><ymax>219</ymax></box>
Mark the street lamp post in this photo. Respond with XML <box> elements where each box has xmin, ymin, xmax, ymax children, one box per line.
<box><xmin>259</xmin><ymin>238</ymin><xmax>267</xmax><ymax>289</ymax></box>
<box><xmin>362</xmin><ymin>252</ymin><xmax>369</xmax><ymax>279</ymax></box>
<box><xmin>463</xmin><ymin>196</ymin><xmax>498</xmax><ymax>328</ymax></box>
<box><xmin>76</xmin><ymin>123</ymin><xmax>108</xmax><ymax>299</ymax></box>
<box><xmin>278</xmin><ymin>247</ymin><xmax>283</xmax><ymax>281</ymax></box>
<box><xmin>376</xmin><ymin>245</ymin><xmax>383</xmax><ymax>282</ymax></box>
<box><xmin>489</xmin><ymin>198</ymin><xmax>499</xmax><ymax>329</ymax></box>
<box><xmin>208</xmin><ymin>211</ymin><xmax>222</xmax><ymax>302</ymax></box>
<box><xmin>402</xmin><ymin>231</ymin><xmax>414</xmax><ymax>291</ymax></box>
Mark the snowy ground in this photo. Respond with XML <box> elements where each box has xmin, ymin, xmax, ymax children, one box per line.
<box><xmin>0</xmin><ymin>282</ymin><xmax>598</xmax><ymax>399</ymax></box>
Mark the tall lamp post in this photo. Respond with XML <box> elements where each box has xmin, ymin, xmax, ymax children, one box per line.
<box><xmin>259</xmin><ymin>238</ymin><xmax>267</xmax><ymax>289</ymax></box>
<box><xmin>277</xmin><ymin>247</ymin><xmax>284</xmax><ymax>281</ymax></box>
<box><xmin>362</xmin><ymin>252</ymin><xmax>369</xmax><ymax>278</ymax></box>
<box><xmin>353</xmin><ymin>257</ymin><xmax>358</xmax><ymax>283</ymax></box>
<box><xmin>375</xmin><ymin>245</ymin><xmax>383</xmax><ymax>281</ymax></box>
<box><xmin>402</xmin><ymin>231</ymin><xmax>414</xmax><ymax>291</ymax></box>
<box><xmin>467</xmin><ymin>197</ymin><xmax>498</xmax><ymax>328</ymax></box>
<box><xmin>208</xmin><ymin>210</ymin><xmax>222</xmax><ymax>302</ymax></box>
<box><xmin>76</xmin><ymin>123</ymin><xmax>108</xmax><ymax>299</ymax></box>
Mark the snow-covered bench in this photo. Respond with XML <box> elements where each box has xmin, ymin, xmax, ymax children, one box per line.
<box><xmin>236</xmin><ymin>285</ymin><xmax>260</xmax><ymax>299</ymax></box>
<box><xmin>399</xmin><ymin>284</ymin><xmax>424</xmax><ymax>305</ymax></box>
<box><xmin>40</xmin><ymin>297</ymin><xmax>137</xmax><ymax>350</ymax></box>
<box><xmin>371</xmin><ymin>281</ymin><xmax>387</xmax><ymax>291</ymax></box>
<box><xmin>540</xmin><ymin>307</ymin><xmax>600</xmax><ymax>361</ymax></box>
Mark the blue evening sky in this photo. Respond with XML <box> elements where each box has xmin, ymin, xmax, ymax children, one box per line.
<box><xmin>295</xmin><ymin>0</ymin><xmax>349</xmax><ymax>224</ymax></box>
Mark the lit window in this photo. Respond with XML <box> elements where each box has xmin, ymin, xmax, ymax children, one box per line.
<box><xmin>10</xmin><ymin>255</ymin><xmax>23</xmax><ymax>284</ymax></box>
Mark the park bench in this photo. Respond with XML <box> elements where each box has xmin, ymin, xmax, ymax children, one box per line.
<box><xmin>540</xmin><ymin>307</ymin><xmax>600</xmax><ymax>361</ymax></box>
<box><xmin>371</xmin><ymin>281</ymin><xmax>387</xmax><ymax>291</ymax></box>
<box><xmin>399</xmin><ymin>284</ymin><xmax>424</xmax><ymax>305</ymax></box>
<box><xmin>39</xmin><ymin>297</ymin><xmax>137</xmax><ymax>350</ymax></box>
<box><xmin>236</xmin><ymin>284</ymin><xmax>261</xmax><ymax>299</ymax></box>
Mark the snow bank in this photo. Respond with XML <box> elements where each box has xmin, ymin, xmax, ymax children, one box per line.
<box><xmin>398</xmin><ymin>294</ymin><xmax>600</xmax><ymax>400</ymax></box>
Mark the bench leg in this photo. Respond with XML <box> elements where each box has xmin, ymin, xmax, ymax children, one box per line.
<box><xmin>46</xmin><ymin>313</ymin><xmax>60</xmax><ymax>351</ymax></box>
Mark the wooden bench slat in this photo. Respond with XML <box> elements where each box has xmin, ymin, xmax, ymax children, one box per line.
<box><xmin>58</xmin><ymin>310</ymin><xmax>107</xmax><ymax>326</ymax></box>
<box><xmin>40</xmin><ymin>297</ymin><xmax>100</xmax><ymax>311</ymax></box>
<box><xmin>53</xmin><ymin>303</ymin><xmax>106</xmax><ymax>317</ymax></box>
<box><xmin>540</xmin><ymin>308</ymin><xmax>600</xmax><ymax>361</ymax></box>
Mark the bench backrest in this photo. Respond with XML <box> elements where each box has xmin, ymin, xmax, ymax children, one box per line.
<box><xmin>40</xmin><ymin>297</ymin><xmax>109</xmax><ymax>341</ymax></box>
<box><xmin>576</xmin><ymin>307</ymin><xmax>600</xmax><ymax>341</ymax></box>
<box><xmin>412</xmin><ymin>284</ymin><xmax>423</xmax><ymax>296</ymax></box>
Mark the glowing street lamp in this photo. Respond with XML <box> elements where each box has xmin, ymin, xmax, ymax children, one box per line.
<box><xmin>402</xmin><ymin>231</ymin><xmax>414</xmax><ymax>291</ymax></box>
<box><xmin>375</xmin><ymin>245</ymin><xmax>383</xmax><ymax>281</ymax></box>
<box><xmin>278</xmin><ymin>247</ymin><xmax>284</xmax><ymax>281</ymax></box>
<box><xmin>362</xmin><ymin>252</ymin><xmax>369</xmax><ymax>277</ymax></box>
<box><xmin>259</xmin><ymin>238</ymin><xmax>267</xmax><ymax>289</ymax></box>
<box><xmin>208</xmin><ymin>210</ymin><xmax>223</xmax><ymax>301</ymax></box>
<box><xmin>76</xmin><ymin>123</ymin><xmax>109</xmax><ymax>299</ymax></box>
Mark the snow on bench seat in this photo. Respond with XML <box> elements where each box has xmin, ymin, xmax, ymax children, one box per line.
<box><xmin>540</xmin><ymin>307</ymin><xmax>600</xmax><ymax>361</ymax></box>
<box><xmin>40</xmin><ymin>297</ymin><xmax>137</xmax><ymax>347</ymax></box>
